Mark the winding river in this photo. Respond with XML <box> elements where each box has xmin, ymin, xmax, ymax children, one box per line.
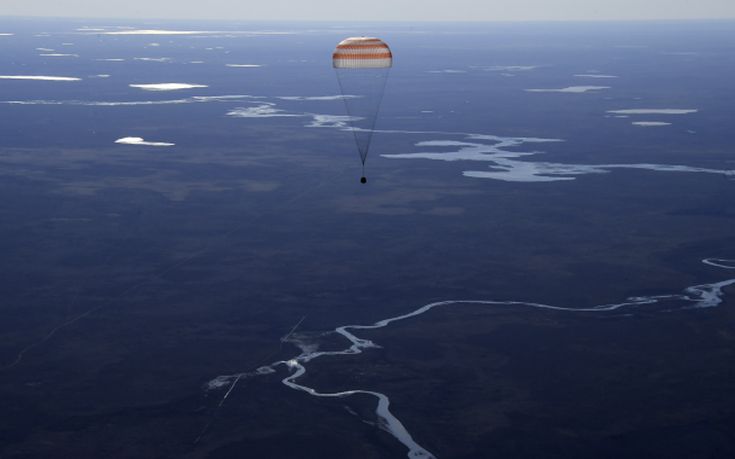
<box><xmin>207</xmin><ymin>258</ymin><xmax>735</xmax><ymax>458</ymax></box>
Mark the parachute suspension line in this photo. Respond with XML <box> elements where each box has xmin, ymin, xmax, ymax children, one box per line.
<box><xmin>367</xmin><ymin>66</ymin><xmax>390</xmax><ymax>154</ymax></box>
<box><xmin>335</xmin><ymin>69</ymin><xmax>363</xmax><ymax>167</ymax></box>
<box><xmin>334</xmin><ymin>66</ymin><xmax>390</xmax><ymax>173</ymax></box>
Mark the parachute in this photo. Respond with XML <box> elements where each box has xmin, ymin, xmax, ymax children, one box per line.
<box><xmin>333</xmin><ymin>37</ymin><xmax>392</xmax><ymax>183</ymax></box>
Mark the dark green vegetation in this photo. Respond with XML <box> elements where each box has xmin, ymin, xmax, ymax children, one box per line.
<box><xmin>1</xmin><ymin>127</ymin><xmax>734</xmax><ymax>457</ymax></box>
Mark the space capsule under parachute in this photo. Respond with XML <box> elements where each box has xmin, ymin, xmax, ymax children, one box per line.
<box><xmin>333</xmin><ymin>37</ymin><xmax>392</xmax><ymax>183</ymax></box>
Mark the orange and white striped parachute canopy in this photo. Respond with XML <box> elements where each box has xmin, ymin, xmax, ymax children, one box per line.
<box><xmin>333</xmin><ymin>37</ymin><xmax>392</xmax><ymax>69</ymax></box>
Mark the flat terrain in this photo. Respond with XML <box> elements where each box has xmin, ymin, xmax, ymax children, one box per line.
<box><xmin>0</xmin><ymin>18</ymin><xmax>734</xmax><ymax>458</ymax></box>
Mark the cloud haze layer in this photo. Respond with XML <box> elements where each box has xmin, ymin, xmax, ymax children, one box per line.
<box><xmin>115</xmin><ymin>136</ymin><xmax>175</xmax><ymax>146</ymax></box>
<box><xmin>607</xmin><ymin>109</ymin><xmax>699</xmax><ymax>115</ymax></box>
<box><xmin>129</xmin><ymin>83</ymin><xmax>208</xmax><ymax>91</ymax></box>
<box><xmin>632</xmin><ymin>121</ymin><xmax>672</xmax><ymax>127</ymax></box>
<box><xmin>2</xmin><ymin>0</ymin><xmax>735</xmax><ymax>21</ymax></box>
<box><xmin>574</xmin><ymin>74</ymin><xmax>618</xmax><ymax>79</ymax></box>
<box><xmin>526</xmin><ymin>86</ymin><xmax>610</xmax><ymax>93</ymax></box>
<box><xmin>0</xmin><ymin>75</ymin><xmax>81</xmax><ymax>81</ymax></box>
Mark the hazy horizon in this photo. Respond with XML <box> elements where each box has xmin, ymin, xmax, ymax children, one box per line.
<box><xmin>3</xmin><ymin>15</ymin><xmax>735</xmax><ymax>25</ymax></box>
<box><xmin>1</xmin><ymin>0</ymin><xmax>735</xmax><ymax>22</ymax></box>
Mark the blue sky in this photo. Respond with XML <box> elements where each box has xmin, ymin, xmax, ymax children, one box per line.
<box><xmin>2</xmin><ymin>0</ymin><xmax>735</xmax><ymax>21</ymax></box>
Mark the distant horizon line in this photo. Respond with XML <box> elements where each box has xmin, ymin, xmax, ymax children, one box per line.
<box><xmin>1</xmin><ymin>15</ymin><xmax>735</xmax><ymax>24</ymax></box>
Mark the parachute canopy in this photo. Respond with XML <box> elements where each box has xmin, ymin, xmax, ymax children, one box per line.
<box><xmin>332</xmin><ymin>37</ymin><xmax>392</xmax><ymax>177</ymax></box>
<box><xmin>333</xmin><ymin>37</ymin><xmax>393</xmax><ymax>69</ymax></box>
